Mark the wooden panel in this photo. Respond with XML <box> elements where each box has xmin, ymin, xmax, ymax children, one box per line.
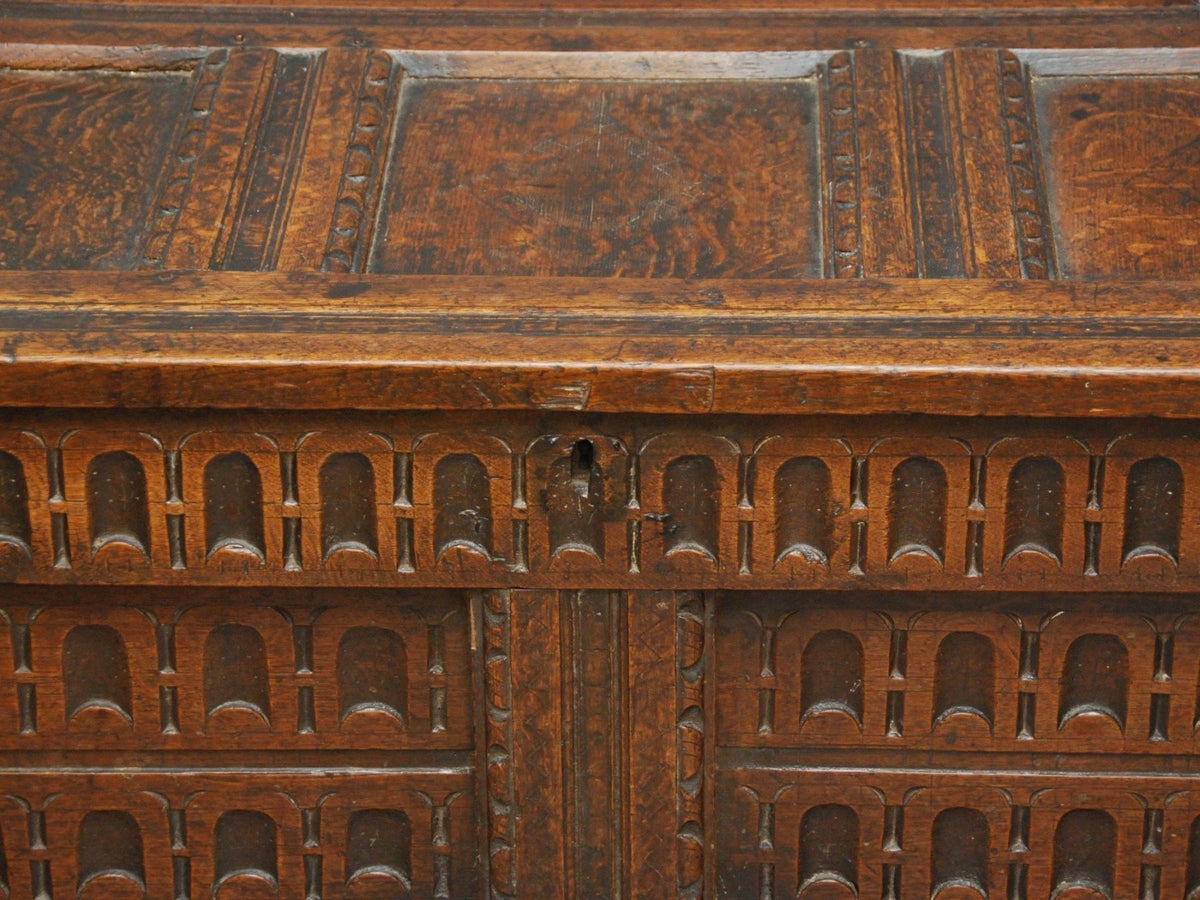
<box><xmin>0</xmin><ymin>588</ymin><xmax>472</xmax><ymax>752</ymax></box>
<box><xmin>371</xmin><ymin>62</ymin><xmax>823</xmax><ymax>278</ymax></box>
<box><xmin>1035</xmin><ymin>69</ymin><xmax>1200</xmax><ymax>279</ymax></box>
<box><xmin>216</xmin><ymin>51</ymin><xmax>323</xmax><ymax>271</ymax></box>
<box><xmin>854</xmin><ymin>50</ymin><xmax>915</xmax><ymax>277</ymax></box>
<box><xmin>2</xmin><ymin>41</ymin><xmax>1200</xmax><ymax>288</ymax></box>
<box><xmin>899</xmin><ymin>51</ymin><xmax>969</xmax><ymax>277</ymax></box>
<box><xmin>0</xmin><ymin>64</ymin><xmax>192</xmax><ymax>270</ymax></box>
<box><xmin>626</xmin><ymin>591</ymin><xmax>694</xmax><ymax>899</ymax></box>
<box><xmin>277</xmin><ymin>49</ymin><xmax>378</xmax><ymax>271</ymax></box>
<box><xmin>951</xmin><ymin>50</ymin><xmax>1026</xmax><ymax>278</ymax></box>
<box><xmin>506</xmin><ymin>589</ymin><xmax>569</xmax><ymax>895</ymax></box>
<box><xmin>484</xmin><ymin>589</ymin><xmax>694</xmax><ymax>897</ymax></box>
<box><xmin>160</xmin><ymin>48</ymin><xmax>275</xmax><ymax>270</ymax></box>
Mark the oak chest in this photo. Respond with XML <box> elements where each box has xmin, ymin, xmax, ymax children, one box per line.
<box><xmin>1</xmin><ymin>1</ymin><xmax>1200</xmax><ymax>896</ymax></box>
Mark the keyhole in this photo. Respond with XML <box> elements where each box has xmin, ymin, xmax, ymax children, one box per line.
<box><xmin>570</xmin><ymin>439</ymin><xmax>595</xmax><ymax>494</ymax></box>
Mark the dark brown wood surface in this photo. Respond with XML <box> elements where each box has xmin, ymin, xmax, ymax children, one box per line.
<box><xmin>2</xmin><ymin>3</ymin><xmax>1200</xmax><ymax>897</ymax></box>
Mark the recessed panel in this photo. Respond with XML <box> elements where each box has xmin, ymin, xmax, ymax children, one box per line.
<box><xmin>2</xmin><ymin>588</ymin><xmax>473</xmax><ymax>752</ymax></box>
<box><xmin>1035</xmin><ymin>73</ymin><xmax>1200</xmax><ymax>279</ymax></box>
<box><xmin>371</xmin><ymin>72</ymin><xmax>822</xmax><ymax>277</ymax></box>
<box><xmin>0</xmin><ymin>69</ymin><xmax>191</xmax><ymax>269</ymax></box>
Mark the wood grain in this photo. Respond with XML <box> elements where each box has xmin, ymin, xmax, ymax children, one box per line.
<box><xmin>1036</xmin><ymin>71</ymin><xmax>1200</xmax><ymax>279</ymax></box>
<box><xmin>0</xmin><ymin>67</ymin><xmax>191</xmax><ymax>269</ymax></box>
<box><xmin>5</xmin><ymin>5</ymin><xmax>1200</xmax><ymax>52</ymax></box>
<box><xmin>372</xmin><ymin>76</ymin><xmax>822</xmax><ymax>277</ymax></box>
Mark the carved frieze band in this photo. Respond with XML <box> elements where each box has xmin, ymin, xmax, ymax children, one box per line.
<box><xmin>720</xmin><ymin>597</ymin><xmax>1200</xmax><ymax>757</ymax></box>
<box><xmin>721</xmin><ymin>767</ymin><xmax>1200</xmax><ymax>900</ymax></box>
<box><xmin>0</xmin><ymin>771</ymin><xmax>476</xmax><ymax>897</ymax></box>
<box><xmin>2</xmin><ymin>420</ymin><xmax>1198</xmax><ymax>590</ymax></box>
<box><xmin>0</xmin><ymin>594</ymin><xmax>471</xmax><ymax>752</ymax></box>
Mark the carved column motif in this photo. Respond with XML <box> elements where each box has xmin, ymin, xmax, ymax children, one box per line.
<box><xmin>482</xmin><ymin>590</ymin><xmax>517</xmax><ymax>899</ymax></box>
<box><xmin>999</xmin><ymin>50</ymin><xmax>1055</xmax><ymax>279</ymax></box>
<box><xmin>677</xmin><ymin>592</ymin><xmax>706</xmax><ymax>899</ymax></box>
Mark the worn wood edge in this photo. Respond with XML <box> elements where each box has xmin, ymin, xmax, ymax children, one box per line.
<box><xmin>3</xmin><ymin>3</ymin><xmax>1199</xmax><ymax>50</ymax></box>
<box><xmin>6</xmin><ymin>270</ymin><xmax>1200</xmax><ymax>316</ymax></box>
<box><xmin>2</xmin><ymin>272</ymin><xmax>1200</xmax><ymax>416</ymax></box>
<box><xmin>18</xmin><ymin>0</ymin><xmax>1197</xmax><ymax>9</ymax></box>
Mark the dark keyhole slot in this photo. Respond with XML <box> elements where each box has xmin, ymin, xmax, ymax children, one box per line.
<box><xmin>571</xmin><ymin>439</ymin><xmax>595</xmax><ymax>493</ymax></box>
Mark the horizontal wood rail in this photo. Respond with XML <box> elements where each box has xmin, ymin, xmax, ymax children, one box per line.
<box><xmin>1</xmin><ymin>271</ymin><xmax>1198</xmax><ymax>416</ymax></box>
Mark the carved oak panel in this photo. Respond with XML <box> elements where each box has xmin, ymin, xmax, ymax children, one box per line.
<box><xmin>0</xmin><ymin>589</ymin><xmax>471</xmax><ymax>752</ymax></box>
<box><xmin>716</xmin><ymin>767</ymin><xmax>1200</xmax><ymax>899</ymax></box>
<box><xmin>0</xmin><ymin>770</ymin><xmax>477</xmax><ymax>898</ymax></box>
<box><xmin>0</xmin><ymin>43</ymin><xmax>1195</xmax><ymax>284</ymax></box>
